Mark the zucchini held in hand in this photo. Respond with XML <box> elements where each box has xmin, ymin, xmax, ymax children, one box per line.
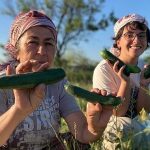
<box><xmin>100</xmin><ymin>49</ymin><xmax>141</xmax><ymax>76</ymax></box>
<box><xmin>0</xmin><ymin>68</ymin><xmax>66</xmax><ymax>89</ymax></box>
<box><xmin>64</xmin><ymin>83</ymin><xmax>122</xmax><ymax>107</ymax></box>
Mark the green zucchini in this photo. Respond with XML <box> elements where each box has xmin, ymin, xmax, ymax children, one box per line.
<box><xmin>144</xmin><ymin>65</ymin><xmax>150</xmax><ymax>79</ymax></box>
<box><xmin>100</xmin><ymin>49</ymin><xmax>141</xmax><ymax>76</ymax></box>
<box><xmin>64</xmin><ymin>83</ymin><xmax>122</xmax><ymax>106</ymax></box>
<box><xmin>0</xmin><ymin>68</ymin><xmax>66</xmax><ymax>89</ymax></box>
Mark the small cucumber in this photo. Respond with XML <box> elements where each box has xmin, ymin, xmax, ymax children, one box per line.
<box><xmin>100</xmin><ymin>49</ymin><xmax>141</xmax><ymax>76</ymax></box>
<box><xmin>144</xmin><ymin>65</ymin><xmax>150</xmax><ymax>79</ymax></box>
<box><xmin>0</xmin><ymin>68</ymin><xmax>66</xmax><ymax>89</ymax></box>
<box><xmin>64</xmin><ymin>83</ymin><xmax>122</xmax><ymax>107</ymax></box>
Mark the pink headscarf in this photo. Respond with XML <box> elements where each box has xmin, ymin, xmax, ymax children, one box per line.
<box><xmin>114</xmin><ymin>13</ymin><xmax>149</xmax><ymax>37</ymax></box>
<box><xmin>5</xmin><ymin>10</ymin><xmax>57</xmax><ymax>59</ymax></box>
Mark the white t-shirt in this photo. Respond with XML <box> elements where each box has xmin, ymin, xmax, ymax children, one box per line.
<box><xmin>93</xmin><ymin>59</ymin><xmax>144</xmax><ymax>94</ymax></box>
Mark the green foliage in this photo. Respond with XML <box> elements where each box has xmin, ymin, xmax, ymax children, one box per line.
<box><xmin>90</xmin><ymin>139</ymin><xmax>103</xmax><ymax>150</ymax></box>
<box><xmin>54</xmin><ymin>50</ymin><xmax>97</xmax><ymax>86</ymax></box>
<box><xmin>144</xmin><ymin>56</ymin><xmax>150</xmax><ymax>64</ymax></box>
<box><xmin>65</xmin><ymin>17</ymin><xmax>83</xmax><ymax>33</ymax></box>
<box><xmin>66</xmin><ymin>66</ymin><xmax>93</xmax><ymax>84</ymax></box>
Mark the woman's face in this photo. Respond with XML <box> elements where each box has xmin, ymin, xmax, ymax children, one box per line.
<box><xmin>117</xmin><ymin>26</ymin><xmax>147</xmax><ymax>63</ymax></box>
<box><xmin>16</xmin><ymin>26</ymin><xmax>56</xmax><ymax>68</ymax></box>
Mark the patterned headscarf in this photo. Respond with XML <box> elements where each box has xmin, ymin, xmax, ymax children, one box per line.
<box><xmin>5</xmin><ymin>10</ymin><xmax>57</xmax><ymax>59</ymax></box>
<box><xmin>114</xmin><ymin>13</ymin><xmax>149</xmax><ymax>37</ymax></box>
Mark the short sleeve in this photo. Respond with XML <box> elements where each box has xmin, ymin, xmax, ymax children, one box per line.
<box><xmin>58</xmin><ymin>79</ymin><xmax>80</xmax><ymax>118</ymax></box>
<box><xmin>93</xmin><ymin>60</ymin><xmax>120</xmax><ymax>94</ymax></box>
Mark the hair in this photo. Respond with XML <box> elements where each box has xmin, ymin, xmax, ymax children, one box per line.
<box><xmin>113</xmin><ymin>21</ymin><xmax>150</xmax><ymax>49</ymax></box>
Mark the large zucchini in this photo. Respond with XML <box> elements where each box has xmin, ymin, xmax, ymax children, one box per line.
<box><xmin>144</xmin><ymin>65</ymin><xmax>150</xmax><ymax>79</ymax></box>
<box><xmin>100</xmin><ymin>49</ymin><xmax>141</xmax><ymax>76</ymax></box>
<box><xmin>64</xmin><ymin>83</ymin><xmax>122</xmax><ymax>106</ymax></box>
<box><xmin>0</xmin><ymin>68</ymin><xmax>66</xmax><ymax>89</ymax></box>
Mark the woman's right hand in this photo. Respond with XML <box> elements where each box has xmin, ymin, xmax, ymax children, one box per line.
<box><xmin>107</xmin><ymin>60</ymin><xmax>129</xmax><ymax>83</ymax></box>
<box><xmin>6</xmin><ymin>60</ymin><xmax>49</xmax><ymax>116</ymax></box>
<box><xmin>108</xmin><ymin>61</ymin><xmax>131</xmax><ymax>116</ymax></box>
<box><xmin>112</xmin><ymin>61</ymin><xmax>130</xmax><ymax>83</ymax></box>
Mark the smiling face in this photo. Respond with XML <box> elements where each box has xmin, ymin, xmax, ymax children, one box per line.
<box><xmin>16</xmin><ymin>26</ymin><xmax>57</xmax><ymax>69</ymax></box>
<box><xmin>116</xmin><ymin>25</ymin><xmax>147</xmax><ymax>64</ymax></box>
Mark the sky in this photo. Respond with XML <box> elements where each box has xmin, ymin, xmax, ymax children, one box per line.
<box><xmin>0</xmin><ymin>0</ymin><xmax>150</xmax><ymax>62</ymax></box>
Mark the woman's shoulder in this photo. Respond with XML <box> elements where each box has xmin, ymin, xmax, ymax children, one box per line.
<box><xmin>94</xmin><ymin>60</ymin><xmax>112</xmax><ymax>72</ymax></box>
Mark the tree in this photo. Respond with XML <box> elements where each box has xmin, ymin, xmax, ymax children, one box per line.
<box><xmin>1</xmin><ymin>0</ymin><xmax>117</xmax><ymax>60</ymax></box>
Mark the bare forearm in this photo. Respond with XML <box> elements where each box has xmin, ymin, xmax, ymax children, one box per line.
<box><xmin>0</xmin><ymin>105</ymin><xmax>26</xmax><ymax>146</ymax></box>
<box><xmin>114</xmin><ymin>81</ymin><xmax>131</xmax><ymax>116</ymax></box>
<box><xmin>65</xmin><ymin>112</ymin><xmax>104</xmax><ymax>144</ymax></box>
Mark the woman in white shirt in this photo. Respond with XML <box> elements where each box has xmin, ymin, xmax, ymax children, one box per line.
<box><xmin>93</xmin><ymin>13</ymin><xmax>150</xmax><ymax>149</ymax></box>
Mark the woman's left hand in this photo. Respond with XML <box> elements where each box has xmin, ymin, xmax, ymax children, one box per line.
<box><xmin>86</xmin><ymin>89</ymin><xmax>113</xmax><ymax>134</ymax></box>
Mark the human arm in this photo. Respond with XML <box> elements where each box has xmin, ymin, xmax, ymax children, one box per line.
<box><xmin>112</xmin><ymin>61</ymin><xmax>131</xmax><ymax>116</ymax></box>
<box><xmin>93</xmin><ymin>61</ymin><xmax>131</xmax><ymax>117</ymax></box>
<box><xmin>0</xmin><ymin>95</ymin><xmax>43</xmax><ymax>146</ymax></box>
<box><xmin>0</xmin><ymin>60</ymin><xmax>48</xmax><ymax>146</ymax></box>
<box><xmin>64</xmin><ymin>89</ymin><xmax>113</xmax><ymax>144</ymax></box>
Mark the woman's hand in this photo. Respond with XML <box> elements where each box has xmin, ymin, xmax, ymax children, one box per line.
<box><xmin>15</xmin><ymin>59</ymin><xmax>49</xmax><ymax>73</ymax></box>
<box><xmin>6</xmin><ymin>60</ymin><xmax>49</xmax><ymax>116</ymax></box>
<box><xmin>86</xmin><ymin>88</ymin><xmax>113</xmax><ymax>135</ymax></box>
<box><xmin>113</xmin><ymin>61</ymin><xmax>129</xmax><ymax>83</ymax></box>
